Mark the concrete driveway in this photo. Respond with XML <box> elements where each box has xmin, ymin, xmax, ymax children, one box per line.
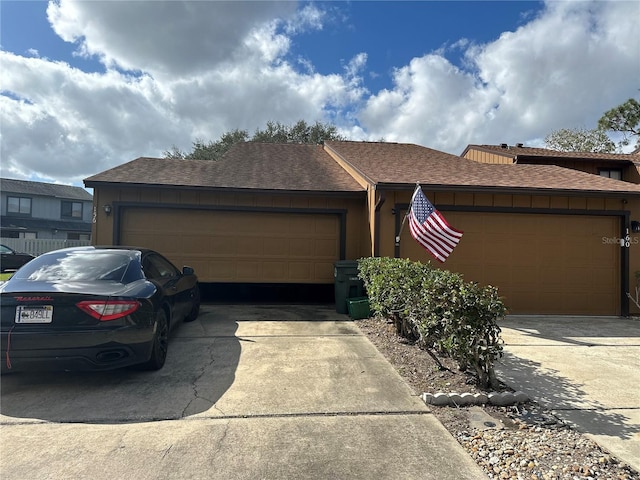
<box><xmin>496</xmin><ymin>315</ymin><xmax>640</xmax><ymax>472</ymax></box>
<box><xmin>0</xmin><ymin>304</ymin><xmax>484</xmax><ymax>480</ymax></box>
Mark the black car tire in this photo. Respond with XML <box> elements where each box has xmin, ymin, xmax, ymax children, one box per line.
<box><xmin>184</xmin><ymin>287</ymin><xmax>201</xmax><ymax>322</ymax></box>
<box><xmin>140</xmin><ymin>310</ymin><xmax>169</xmax><ymax>370</ymax></box>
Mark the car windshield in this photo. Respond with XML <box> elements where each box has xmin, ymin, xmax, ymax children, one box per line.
<box><xmin>12</xmin><ymin>250</ymin><xmax>138</xmax><ymax>283</ymax></box>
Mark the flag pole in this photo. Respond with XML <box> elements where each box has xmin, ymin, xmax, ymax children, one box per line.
<box><xmin>395</xmin><ymin>183</ymin><xmax>419</xmax><ymax>245</ymax></box>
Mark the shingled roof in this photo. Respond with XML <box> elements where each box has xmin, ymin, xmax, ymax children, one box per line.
<box><xmin>85</xmin><ymin>141</ymin><xmax>640</xmax><ymax>196</ymax></box>
<box><xmin>462</xmin><ymin>144</ymin><xmax>638</xmax><ymax>163</ymax></box>
<box><xmin>326</xmin><ymin>141</ymin><xmax>640</xmax><ymax>195</ymax></box>
<box><xmin>1</xmin><ymin>178</ymin><xmax>93</xmax><ymax>201</ymax></box>
<box><xmin>84</xmin><ymin>143</ymin><xmax>364</xmax><ymax>193</ymax></box>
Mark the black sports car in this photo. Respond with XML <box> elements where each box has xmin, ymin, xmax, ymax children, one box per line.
<box><xmin>1</xmin><ymin>244</ymin><xmax>35</xmax><ymax>273</ymax></box>
<box><xmin>0</xmin><ymin>246</ymin><xmax>200</xmax><ymax>372</ymax></box>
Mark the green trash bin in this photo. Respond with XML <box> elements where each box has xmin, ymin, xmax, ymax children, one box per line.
<box><xmin>334</xmin><ymin>260</ymin><xmax>365</xmax><ymax>314</ymax></box>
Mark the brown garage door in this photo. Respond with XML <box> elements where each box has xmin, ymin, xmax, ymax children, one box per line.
<box><xmin>402</xmin><ymin>212</ymin><xmax>620</xmax><ymax>315</ymax></box>
<box><xmin>120</xmin><ymin>208</ymin><xmax>340</xmax><ymax>283</ymax></box>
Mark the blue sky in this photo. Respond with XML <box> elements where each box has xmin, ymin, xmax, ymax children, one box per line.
<box><xmin>287</xmin><ymin>2</ymin><xmax>541</xmax><ymax>92</ymax></box>
<box><xmin>0</xmin><ymin>1</ymin><xmax>638</xmax><ymax>187</ymax></box>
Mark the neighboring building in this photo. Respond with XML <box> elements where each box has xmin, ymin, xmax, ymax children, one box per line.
<box><xmin>461</xmin><ymin>144</ymin><xmax>640</xmax><ymax>183</ymax></box>
<box><xmin>0</xmin><ymin>178</ymin><xmax>93</xmax><ymax>241</ymax></box>
<box><xmin>85</xmin><ymin>141</ymin><xmax>640</xmax><ymax>316</ymax></box>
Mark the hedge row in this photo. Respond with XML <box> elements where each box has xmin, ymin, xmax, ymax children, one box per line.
<box><xmin>357</xmin><ymin>257</ymin><xmax>506</xmax><ymax>390</ymax></box>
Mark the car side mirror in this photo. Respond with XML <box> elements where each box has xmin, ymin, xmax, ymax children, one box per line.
<box><xmin>182</xmin><ymin>266</ymin><xmax>195</xmax><ymax>276</ymax></box>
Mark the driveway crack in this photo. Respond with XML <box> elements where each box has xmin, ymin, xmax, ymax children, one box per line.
<box><xmin>181</xmin><ymin>343</ymin><xmax>217</xmax><ymax>418</ymax></box>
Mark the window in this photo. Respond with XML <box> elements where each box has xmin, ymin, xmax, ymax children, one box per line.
<box><xmin>67</xmin><ymin>233</ymin><xmax>90</xmax><ymax>241</ymax></box>
<box><xmin>62</xmin><ymin>201</ymin><xmax>83</xmax><ymax>219</ymax></box>
<box><xmin>2</xmin><ymin>231</ymin><xmax>36</xmax><ymax>239</ymax></box>
<box><xmin>142</xmin><ymin>254</ymin><xmax>179</xmax><ymax>280</ymax></box>
<box><xmin>599</xmin><ymin>169</ymin><xmax>623</xmax><ymax>180</ymax></box>
<box><xmin>7</xmin><ymin>196</ymin><xmax>32</xmax><ymax>215</ymax></box>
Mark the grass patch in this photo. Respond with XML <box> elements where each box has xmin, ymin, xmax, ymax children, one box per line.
<box><xmin>0</xmin><ymin>273</ymin><xmax>14</xmax><ymax>281</ymax></box>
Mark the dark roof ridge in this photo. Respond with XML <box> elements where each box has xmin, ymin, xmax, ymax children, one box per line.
<box><xmin>1</xmin><ymin>177</ymin><xmax>93</xmax><ymax>200</ymax></box>
<box><xmin>462</xmin><ymin>144</ymin><xmax>635</xmax><ymax>162</ymax></box>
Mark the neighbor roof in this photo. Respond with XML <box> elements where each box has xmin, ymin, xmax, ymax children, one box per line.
<box><xmin>326</xmin><ymin>141</ymin><xmax>640</xmax><ymax>195</ymax></box>
<box><xmin>462</xmin><ymin>144</ymin><xmax>637</xmax><ymax>163</ymax></box>
<box><xmin>1</xmin><ymin>217</ymin><xmax>92</xmax><ymax>232</ymax></box>
<box><xmin>84</xmin><ymin>143</ymin><xmax>364</xmax><ymax>193</ymax></box>
<box><xmin>1</xmin><ymin>178</ymin><xmax>93</xmax><ymax>201</ymax></box>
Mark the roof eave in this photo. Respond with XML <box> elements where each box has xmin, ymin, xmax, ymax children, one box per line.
<box><xmin>83</xmin><ymin>180</ymin><xmax>365</xmax><ymax>197</ymax></box>
<box><xmin>374</xmin><ymin>182</ymin><xmax>640</xmax><ymax>197</ymax></box>
<box><xmin>516</xmin><ymin>155</ymin><xmax>634</xmax><ymax>164</ymax></box>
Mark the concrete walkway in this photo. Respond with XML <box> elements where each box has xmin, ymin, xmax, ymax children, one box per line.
<box><xmin>496</xmin><ymin>315</ymin><xmax>640</xmax><ymax>472</ymax></box>
<box><xmin>0</xmin><ymin>304</ymin><xmax>485</xmax><ymax>480</ymax></box>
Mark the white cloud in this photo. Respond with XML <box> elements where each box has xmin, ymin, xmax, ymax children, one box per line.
<box><xmin>284</xmin><ymin>3</ymin><xmax>325</xmax><ymax>35</ymax></box>
<box><xmin>0</xmin><ymin>52</ymin><xmax>183</xmax><ymax>182</ymax></box>
<box><xmin>358</xmin><ymin>0</ymin><xmax>640</xmax><ymax>153</ymax></box>
<box><xmin>0</xmin><ymin>1</ymin><xmax>366</xmax><ymax>183</ymax></box>
<box><xmin>46</xmin><ymin>0</ymin><xmax>296</xmax><ymax>77</ymax></box>
<box><xmin>1</xmin><ymin>0</ymin><xmax>639</xmax><ymax>187</ymax></box>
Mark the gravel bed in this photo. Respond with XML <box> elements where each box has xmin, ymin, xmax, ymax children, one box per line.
<box><xmin>355</xmin><ymin>317</ymin><xmax>639</xmax><ymax>480</ymax></box>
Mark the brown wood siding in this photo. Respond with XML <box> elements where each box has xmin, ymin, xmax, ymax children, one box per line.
<box><xmin>400</xmin><ymin>211</ymin><xmax>620</xmax><ymax>315</ymax></box>
<box><xmin>463</xmin><ymin>150</ymin><xmax>513</xmax><ymax>164</ymax></box>
<box><xmin>120</xmin><ymin>208</ymin><xmax>340</xmax><ymax>283</ymax></box>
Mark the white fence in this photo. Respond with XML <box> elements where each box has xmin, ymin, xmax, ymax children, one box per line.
<box><xmin>1</xmin><ymin>238</ymin><xmax>92</xmax><ymax>256</ymax></box>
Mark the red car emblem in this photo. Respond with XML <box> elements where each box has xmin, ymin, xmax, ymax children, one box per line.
<box><xmin>15</xmin><ymin>296</ymin><xmax>54</xmax><ymax>302</ymax></box>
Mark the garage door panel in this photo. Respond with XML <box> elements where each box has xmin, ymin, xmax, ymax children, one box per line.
<box><xmin>289</xmin><ymin>239</ymin><xmax>312</xmax><ymax>257</ymax></box>
<box><xmin>315</xmin><ymin>216</ymin><xmax>339</xmax><ymax>234</ymax></box>
<box><xmin>211</xmin><ymin>260</ymin><xmax>236</xmax><ymax>280</ymax></box>
<box><xmin>208</xmin><ymin>237</ymin><xmax>235</xmax><ymax>255</ymax></box>
<box><xmin>237</xmin><ymin>261</ymin><xmax>261</xmax><ymax>279</ymax></box>
<box><xmin>262</xmin><ymin>216</ymin><xmax>290</xmax><ymax>233</ymax></box>
<box><xmin>594</xmin><ymin>244</ymin><xmax>618</xmax><ymax>263</ymax></box>
<box><xmin>127</xmin><ymin>234</ymin><xmax>180</xmax><ymax>254</ymax></box>
<box><xmin>264</xmin><ymin>239</ymin><xmax>289</xmax><ymax>256</ymax></box>
<box><xmin>120</xmin><ymin>208</ymin><xmax>340</xmax><ymax>283</ymax></box>
<box><xmin>236</xmin><ymin>238</ymin><xmax>263</xmax><ymax>256</ymax></box>
<box><xmin>482</xmin><ymin>237</ymin><xmax>512</xmax><ymax>265</ymax></box>
<box><xmin>484</xmin><ymin>270</ymin><xmax>512</xmax><ymax>288</ymax></box>
<box><xmin>263</xmin><ymin>262</ymin><xmax>287</xmax><ymax>280</ymax></box>
<box><xmin>289</xmin><ymin>262</ymin><xmax>311</xmax><ymax>280</ymax></box>
<box><xmin>562</xmin><ymin>270</ymin><xmax>593</xmax><ymax>291</ymax></box>
<box><xmin>315</xmin><ymin>263</ymin><xmax>334</xmax><ymax>280</ymax></box>
<box><xmin>403</xmin><ymin>212</ymin><xmax>620</xmax><ymax>315</ymax></box>
<box><xmin>315</xmin><ymin>238</ymin><xmax>340</xmax><ymax>257</ymax></box>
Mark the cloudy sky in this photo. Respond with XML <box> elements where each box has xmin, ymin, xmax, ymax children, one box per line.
<box><xmin>1</xmin><ymin>0</ymin><xmax>638</xmax><ymax>188</ymax></box>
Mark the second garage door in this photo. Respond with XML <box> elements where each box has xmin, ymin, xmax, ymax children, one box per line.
<box><xmin>401</xmin><ymin>212</ymin><xmax>621</xmax><ymax>315</ymax></box>
<box><xmin>120</xmin><ymin>208</ymin><xmax>341</xmax><ymax>284</ymax></box>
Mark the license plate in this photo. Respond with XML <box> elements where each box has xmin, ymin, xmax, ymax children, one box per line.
<box><xmin>15</xmin><ymin>305</ymin><xmax>54</xmax><ymax>324</ymax></box>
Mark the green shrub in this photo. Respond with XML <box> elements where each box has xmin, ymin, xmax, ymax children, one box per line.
<box><xmin>358</xmin><ymin>257</ymin><xmax>425</xmax><ymax>340</ymax></box>
<box><xmin>358</xmin><ymin>257</ymin><xmax>506</xmax><ymax>390</ymax></box>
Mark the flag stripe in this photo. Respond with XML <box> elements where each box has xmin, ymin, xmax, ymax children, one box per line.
<box><xmin>410</xmin><ymin>216</ymin><xmax>451</xmax><ymax>256</ymax></box>
<box><xmin>409</xmin><ymin>215</ymin><xmax>450</xmax><ymax>260</ymax></box>
<box><xmin>424</xmin><ymin>216</ymin><xmax>461</xmax><ymax>248</ymax></box>
<box><xmin>407</xmin><ymin>186</ymin><xmax>463</xmax><ymax>262</ymax></box>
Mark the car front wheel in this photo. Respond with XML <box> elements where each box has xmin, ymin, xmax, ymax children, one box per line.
<box><xmin>184</xmin><ymin>287</ymin><xmax>201</xmax><ymax>322</ymax></box>
<box><xmin>140</xmin><ymin>310</ymin><xmax>169</xmax><ymax>370</ymax></box>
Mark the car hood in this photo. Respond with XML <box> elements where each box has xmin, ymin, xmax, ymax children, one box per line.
<box><xmin>0</xmin><ymin>279</ymin><xmax>150</xmax><ymax>297</ymax></box>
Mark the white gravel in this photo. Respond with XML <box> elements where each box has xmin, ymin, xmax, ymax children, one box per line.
<box><xmin>436</xmin><ymin>403</ymin><xmax>639</xmax><ymax>480</ymax></box>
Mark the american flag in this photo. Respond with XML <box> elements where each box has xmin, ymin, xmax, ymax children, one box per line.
<box><xmin>408</xmin><ymin>186</ymin><xmax>463</xmax><ymax>262</ymax></box>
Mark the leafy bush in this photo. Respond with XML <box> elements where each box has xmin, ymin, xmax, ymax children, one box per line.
<box><xmin>358</xmin><ymin>257</ymin><xmax>506</xmax><ymax>390</ymax></box>
<box><xmin>357</xmin><ymin>257</ymin><xmax>424</xmax><ymax>339</ymax></box>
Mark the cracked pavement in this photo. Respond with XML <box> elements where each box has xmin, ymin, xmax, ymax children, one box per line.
<box><xmin>0</xmin><ymin>304</ymin><xmax>485</xmax><ymax>480</ymax></box>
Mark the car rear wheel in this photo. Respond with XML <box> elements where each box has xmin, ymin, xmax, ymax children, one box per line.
<box><xmin>140</xmin><ymin>310</ymin><xmax>169</xmax><ymax>370</ymax></box>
